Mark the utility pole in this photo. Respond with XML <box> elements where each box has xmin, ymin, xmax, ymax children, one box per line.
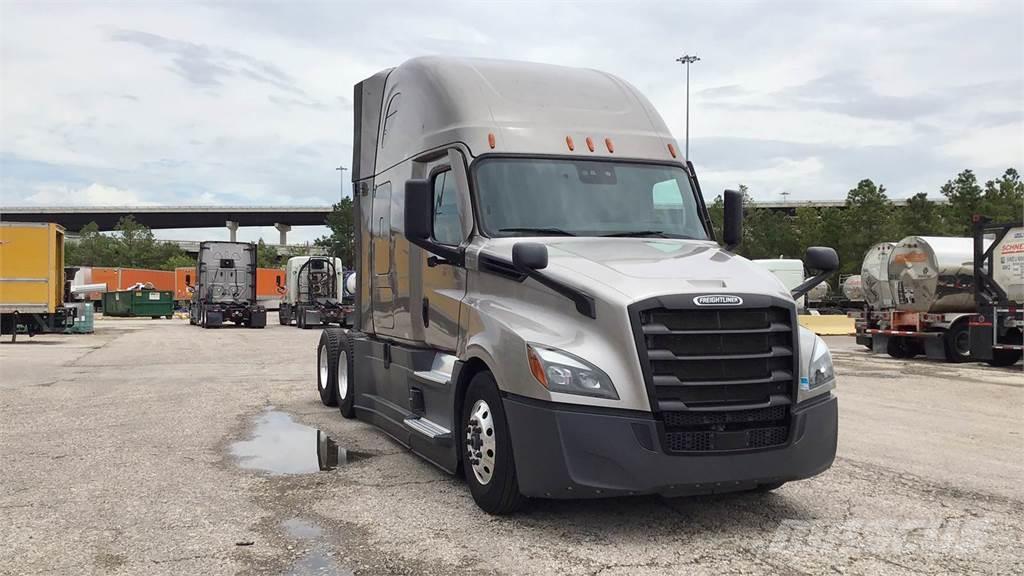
<box><xmin>335</xmin><ymin>165</ymin><xmax>348</xmax><ymax>200</ymax></box>
<box><xmin>675</xmin><ymin>54</ymin><xmax>700</xmax><ymax>161</ymax></box>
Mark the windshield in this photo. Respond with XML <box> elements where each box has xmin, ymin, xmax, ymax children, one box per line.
<box><xmin>474</xmin><ymin>158</ymin><xmax>709</xmax><ymax>239</ymax></box>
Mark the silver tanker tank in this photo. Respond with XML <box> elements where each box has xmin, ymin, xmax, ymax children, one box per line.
<box><xmin>842</xmin><ymin>275</ymin><xmax>864</xmax><ymax>302</ymax></box>
<box><xmin>889</xmin><ymin>236</ymin><xmax>991</xmax><ymax>313</ymax></box>
<box><xmin>860</xmin><ymin>242</ymin><xmax>895</xmax><ymax>309</ymax></box>
<box><xmin>807</xmin><ymin>280</ymin><xmax>829</xmax><ymax>302</ymax></box>
<box><xmin>992</xmin><ymin>226</ymin><xmax>1024</xmax><ymax>304</ymax></box>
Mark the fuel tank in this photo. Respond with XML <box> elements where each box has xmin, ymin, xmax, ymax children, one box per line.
<box><xmin>860</xmin><ymin>242</ymin><xmax>895</xmax><ymax>310</ymax></box>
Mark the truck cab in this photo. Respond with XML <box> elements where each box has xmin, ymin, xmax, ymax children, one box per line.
<box><xmin>317</xmin><ymin>56</ymin><xmax>839</xmax><ymax>514</ymax></box>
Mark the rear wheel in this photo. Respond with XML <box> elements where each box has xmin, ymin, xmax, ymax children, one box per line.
<box><xmin>317</xmin><ymin>329</ymin><xmax>341</xmax><ymax>406</ymax></box>
<box><xmin>943</xmin><ymin>320</ymin><xmax>971</xmax><ymax>363</ymax></box>
<box><xmin>461</xmin><ymin>371</ymin><xmax>525</xmax><ymax>515</ymax></box>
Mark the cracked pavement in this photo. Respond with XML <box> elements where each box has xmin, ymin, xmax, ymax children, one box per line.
<box><xmin>1</xmin><ymin>319</ymin><xmax>1021</xmax><ymax>575</ymax></box>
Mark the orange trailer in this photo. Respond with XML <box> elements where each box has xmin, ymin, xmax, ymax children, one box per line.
<box><xmin>175</xmin><ymin>266</ymin><xmax>285</xmax><ymax>304</ymax></box>
<box><xmin>89</xmin><ymin>267</ymin><xmax>175</xmax><ymax>300</ymax></box>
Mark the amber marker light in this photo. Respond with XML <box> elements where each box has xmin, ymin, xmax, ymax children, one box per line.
<box><xmin>566</xmin><ymin>136</ymin><xmax>575</xmax><ymax>151</ymax></box>
<box><xmin>605</xmin><ymin>138</ymin><xmax>614</xmax><ymax>153</ymax></box>
<box><xmin>585</xmin><ymin>136</ymin><xmax>595</xmax><ymax>152</ymax></box>
<box><xmin>527</xmin><ymin>346</ymin><xmax>548</xmax><ymax>388</ymax></box>
<box><xmin>667</xmin><ymin>143</ymin><xmax>678</xmax><ymax>158</ymax></box>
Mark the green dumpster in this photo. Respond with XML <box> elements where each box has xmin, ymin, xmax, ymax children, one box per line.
<box><xmin>101</xmin><ymin>290</ymin><xmax>175</xmax><ymax>318</ymax></box>
<box><xmin>66</xmin><ymin>302</ymin><xmax>95</xmax><ymax>333</ymax></box>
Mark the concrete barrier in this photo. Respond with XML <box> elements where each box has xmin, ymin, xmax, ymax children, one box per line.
<box><xmin>798</xmin><ymin>315</ymin><xmax>856</xmax><ymax>336</ymax></box>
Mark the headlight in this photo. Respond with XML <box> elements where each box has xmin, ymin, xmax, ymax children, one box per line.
<box><xmin>800</xmin><ymin>334</ymin><xmax>836</xmax><ymax>403</ymax></box>
<box><xmin>526</xmin><ymin>344</ymin><xmax>618</xmax><ymax>400</ymax></box>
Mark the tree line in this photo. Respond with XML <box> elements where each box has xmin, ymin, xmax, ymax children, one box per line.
<box><xmin>708</xmin><ymin>168</ymin><xmax>1023</xmax><ymax>279</ymax></box>
<box><xmin>65</xmin><ymin>216</ymin><xmax>309</xmax><ymax>270</ymax></box>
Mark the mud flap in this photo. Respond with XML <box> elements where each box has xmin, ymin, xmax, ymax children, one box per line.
<box><xmin>303</xmin><ymin>309</ymin><xmax>322</xmax><ymax>326</ymax></box>
<box><xmin>205</xmin><ymin>310</ymin><xmax>224</xmax><ymax>327</ymax></box>
<box><xmin>249</xmin><ymin>309</ymin><xmax>267</xmax><ymax>328</ymax></box>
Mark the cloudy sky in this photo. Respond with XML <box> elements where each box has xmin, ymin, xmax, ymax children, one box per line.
<box><xmin>1</xmin><ymin>0</ymin><xmax>1022</xmax><ymax>244</ymax></box>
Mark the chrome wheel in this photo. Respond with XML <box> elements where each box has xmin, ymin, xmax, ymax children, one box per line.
<box><xmin>465</xmin><ymin>399</ymin><xmax>496</xmax><ymax>485</ymax></box>
<box><xmin>317</xmin><ymin>344</ymin><xmax>328</xmax><ymax>391</ymax></box>
<box><xmin>338</xmin><ymin>348</ymin><xmax>349</xmax><ymax>401</ymax></box>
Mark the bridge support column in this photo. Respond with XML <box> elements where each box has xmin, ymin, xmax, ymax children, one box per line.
<box><xmin>274</xmin><ymin>223</ymin><xmax>291</xmax><ymax>246</ymax></box>
<box><xmin>226</xmin><ymin>220</ymin><xmax>239</xmax><ymax>242</ymax></box>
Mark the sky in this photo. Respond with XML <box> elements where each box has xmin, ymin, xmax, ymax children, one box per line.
<box><xmin>1</xmin><ymin>0</ymin><xmax>1022</xmax><ymax>244</ymax></box>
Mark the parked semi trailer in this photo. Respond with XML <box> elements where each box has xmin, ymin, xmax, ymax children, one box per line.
<box><xmin>852</xmin><ymin>235</ymin><xmax>992</xmax><ymax>361</ymax></box>
<box><xmin>969</xmin><ymin>216</ymin><xmax>1023</xmax><ymax>366</ymax></box>
<box><xmin>279</xmin><ymin>256</ymin><xmax>351</xmax><ymax>328</ymax></box>
<box><xmin>188</xmin><ymin>241</ymin><xmax>266</xmax><ymax>328</ymax></box>
<box><xmin>0</xmin><ymin>222</ymin><xmax>74</xmax><ymax>340</ymax></box>
<box><xmin>314</xmin><ymin>57</ymin><xmax>840</xmax><ymax>514</ymax></box>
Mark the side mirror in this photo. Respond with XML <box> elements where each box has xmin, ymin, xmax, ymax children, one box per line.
<box><xmin>804</xmin><ymin>246</ymin><xmax>839</xmax><ymax>272</ymax></box>
<box><xmin>404</xmin><ymin>179</ymin><xmax>432</xmax><ymax>243</ymax></box>
<box><xmin>723</xmin><ymin>189</ymin><xmax>743</xmax><ymax>250</ymax></box>
<box><xmin>275</xmin><ymin>275</ymin><xmax>282</xmax><ymax>287</ymax></box>
<box><xmin>791</xmin><ymin>246</ymin><xmax>840</xmax><ymax>301</ymax></box>
<box><xmin>512</xmin><ymin>242</ymin><xmax>548</xmax><ymax>272</ymax></box>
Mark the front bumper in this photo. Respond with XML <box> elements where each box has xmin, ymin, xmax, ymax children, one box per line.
<box><xmin>503</xmin><ymin>394</ymin><xmax>837</xmax><ymax>498</ymax></box>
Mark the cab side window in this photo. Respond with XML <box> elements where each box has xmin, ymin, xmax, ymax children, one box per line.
<box><xmin>432</xmin><ymin>169</ymin><xmax>463</xmax><ymax>246</ymax></box>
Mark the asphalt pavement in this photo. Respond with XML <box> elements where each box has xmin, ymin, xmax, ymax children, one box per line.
<box><xmin>1</xmin><ymin>317</ymin><xmax>1021</xmax><ymax>575</ymax></box>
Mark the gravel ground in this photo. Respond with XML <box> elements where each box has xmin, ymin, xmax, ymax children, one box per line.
<box><xmin>1</xmin><ymin>316</ymin><xmax>1021</xmax><ymax>575</ymax></box>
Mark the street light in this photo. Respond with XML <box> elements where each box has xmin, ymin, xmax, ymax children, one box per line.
<box><xmin>335</xmin><ymin>165</ymin><xmax>348</xmax><ymax>199</ymax></box>
<box><xmin>675</xmin><ymin>54</ymin><xmax>700</xmax><ymax>161</ymax></box>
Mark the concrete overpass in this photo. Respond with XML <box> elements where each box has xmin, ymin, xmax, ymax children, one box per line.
<box><xmin>0</xmin><ymin>205</ymin><xmax>333</xmax><ymax>243</ymax></box>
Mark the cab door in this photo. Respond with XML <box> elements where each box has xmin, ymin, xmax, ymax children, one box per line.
<box><xmin>371</xmin><ymin>181</ymin><xmax>394</xmax><ymax>331</ymax></box>
<box><xmin>420</xmin><ymin>150</ymin><xmax>472</xmax><ymax>352</ymax></box>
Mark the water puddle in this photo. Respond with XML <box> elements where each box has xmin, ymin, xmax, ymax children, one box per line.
<box><xmin>230</xmin><ymin>409</ymin><xmax>369</xmax><ymax>475</ymax></box>
<box><xmin>281</xmin><ymin>519</ymin><xmax>353</xmax><ymax>576</ymax></box>
<box><xmin>285</xmin><ymin>549</ymin><xmax>353</xmax><ymax>576</ymax></box>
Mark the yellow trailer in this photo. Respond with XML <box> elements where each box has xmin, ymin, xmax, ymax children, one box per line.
<box><xmin>0</xmin><ymin>222</ymin><xmax>73</xmax><ymax>338</ymax></box>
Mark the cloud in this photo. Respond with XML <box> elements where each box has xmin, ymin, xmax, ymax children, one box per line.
<box><xmin>21</xmin><ymin>182</ymin><xmax>157</xmax><ymax>206</ymax></box>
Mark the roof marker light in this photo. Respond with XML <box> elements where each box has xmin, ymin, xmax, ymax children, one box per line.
<box><xmin>566</xmin><ymin>136</ymin><xmax>575</xmax><ymax>151</ymax></box>
<box><xmin>605</xmin><ymin>138</ymin><xmax>614</xmax><ymax>153</ymax></box>
<box><xmin>585</xmin><ymin>137</ymin><xmax>595</xmax><ymax>152</ymax></box>
<box><xmin>488</xmin><ymin>133</ymin><xmax>496</xmax><ymax>149</ymax></box>
<box><xmin>667</xmin><ymin>143</ymin><xmax>678</xmax><ymax>158</ymax></box>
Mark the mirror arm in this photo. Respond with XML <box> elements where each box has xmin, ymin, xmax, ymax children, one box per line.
<box><xmin>791</xmin><ymin>270</ymin><xmax>834</xmax><ymax>300</ymax></box>
<box><xmin>409</xmin><ymin>237</ymin><xmax>464</xmax><ymax>267</ymax></box>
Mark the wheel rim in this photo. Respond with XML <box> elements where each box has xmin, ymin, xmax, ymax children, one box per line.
<box><xmin>338</xmin><ymin>348</ymin><xmax>349</xmax><ymax>400</ymax></box>
<box><xmin>318</xmin><ymin>344</ymin><xmax>328</xmax><ymax>391</ymax></box>
<box><xmin>465</xmin><ymin>399</ymin><xmax>496</xmax><ymax>486</ymax></box>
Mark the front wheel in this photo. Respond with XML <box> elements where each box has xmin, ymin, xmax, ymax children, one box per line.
<box><xmin>461</xmin><ymin>372</ymin><xmax>525</xmax><ymax>515</ymax></box>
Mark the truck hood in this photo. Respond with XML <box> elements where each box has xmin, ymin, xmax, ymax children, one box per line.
<box><xmin>480</xmin><ymin>237</ymin><xmax>791</xmax><ymax>304</ymax></box>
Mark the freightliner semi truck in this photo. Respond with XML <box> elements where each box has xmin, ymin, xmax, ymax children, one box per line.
<box><xmin>315</xmin><ymin>57</ymin><xmax>840</xmax><ymax>514</ymax></box>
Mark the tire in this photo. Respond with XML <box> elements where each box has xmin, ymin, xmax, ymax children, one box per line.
<box><xmin>336</xmin><ymin>330</ymin><xmax>356</xmax><ymax>419</ymax></box>
<box><xmin>317</xmin><ymin>329</ymin><xmax>341</xmax><ymax>407</ymax></box>
<box><xmin>461</xmin><ymin>371</ymin><xmax>526</xmax><ymax>515</ymax></box>
<box><xmin>278</xmin><ymin>306</ymin><xmax>288</xmax><ymax>325</ymax></box>
<box><xmin>886</xmin><ymin>337</ymin><xmax>913</xmax><ymax>359</ymax></box>
<box><xmin>943</xmin><ymin>320</ymin><xmax>971</xmax><ymax>363</ymax></box>
<box><xmin>165</xmin><ymin>315</ymin><xmax>173</xmax><ymax>319</ymax></box>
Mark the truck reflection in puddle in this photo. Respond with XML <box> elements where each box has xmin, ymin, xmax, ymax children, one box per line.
<box><xmin>230</xmin><ymin>409</ymin><xmax>369</xmax><ymax>475</ymax></box>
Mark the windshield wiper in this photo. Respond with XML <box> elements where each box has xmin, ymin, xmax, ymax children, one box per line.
<box><xmin>600</xmin><ymin>230</ymin><xmax>691</xmax><ymax>239</ymax></box>
<box><xmin>499</xmin><ymin>227</ymin><xmax>576</xmax><ymax>236</ymax></box>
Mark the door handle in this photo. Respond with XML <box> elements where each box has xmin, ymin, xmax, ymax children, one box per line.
<box><xmin>422</xmin><ymin>297</ymin><xmax>430</xmax><ymax>328</ymax></box>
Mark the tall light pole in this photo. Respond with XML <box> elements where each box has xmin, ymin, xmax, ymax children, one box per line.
<box><xmin>675</xmin><ymin>54</ymin><xmax>700</xmax><ymax>161</ymax></box>
<box><xmin>335</xmin><ymin>165</ymin><xmax>348</xmax><ymax>200</ymax></box>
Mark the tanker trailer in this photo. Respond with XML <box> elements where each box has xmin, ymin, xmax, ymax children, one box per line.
<box><xmin>842</xmin><ymin>275</ymin><xmax>864</xmax><ymax>302</ymax></box>
<box><xmin>969</xmin><ymin>216</ymin><xmax>1023</xmax><ymax>367</ymax></box>
<box><xmin>850</xmin><ymin>243</ymin><xmax>895</xmax><ymax>349</ymax></box>
<box><xmin>863</xmin><ymin>236</ymin><xmax>990</xmax><ymax>362</ymax></box>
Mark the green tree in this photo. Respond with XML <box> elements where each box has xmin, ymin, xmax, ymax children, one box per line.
<box><xmin>65</xmin><ymin>217</ymin><xmax>191</xmax><ymax>270</ymax></box>
<box><xmin>895</xmin><ymin>192</ymin><xmax>945</xmax><ymax>238</ymax></box>
<box><xmin>981</xmin><ymin>168</ymin><xmax>1024</xmax><ymax>224</ymax></box>
<box><xmin>256</xmin><ymin>239</ymin><xmax>282</xmax><ymax>268</ymax></box>
<box><xmin>315</xmin><ymin>198</ymin><xmax>355</xmax><ymax>266</ymax></box>
<box><xmin>940</xmin><ymin>169</ymin><xmax>984</xmax><ymax>235</ymax></box>
<box><xmin>838</xmin><ymin>179</ymin><xmax>894</xmax><ymax>275</ymax></box>
<box><xmin>162</xmin><ymin>253</ymin><xmax>196</xmax><ymax>270</ymax></box>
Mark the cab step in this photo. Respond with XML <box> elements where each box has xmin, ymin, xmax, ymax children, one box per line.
<box><xmin>404</xmin><ymin>416</ymin><xmax>452</xmax><ymax>440</ymax></box>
